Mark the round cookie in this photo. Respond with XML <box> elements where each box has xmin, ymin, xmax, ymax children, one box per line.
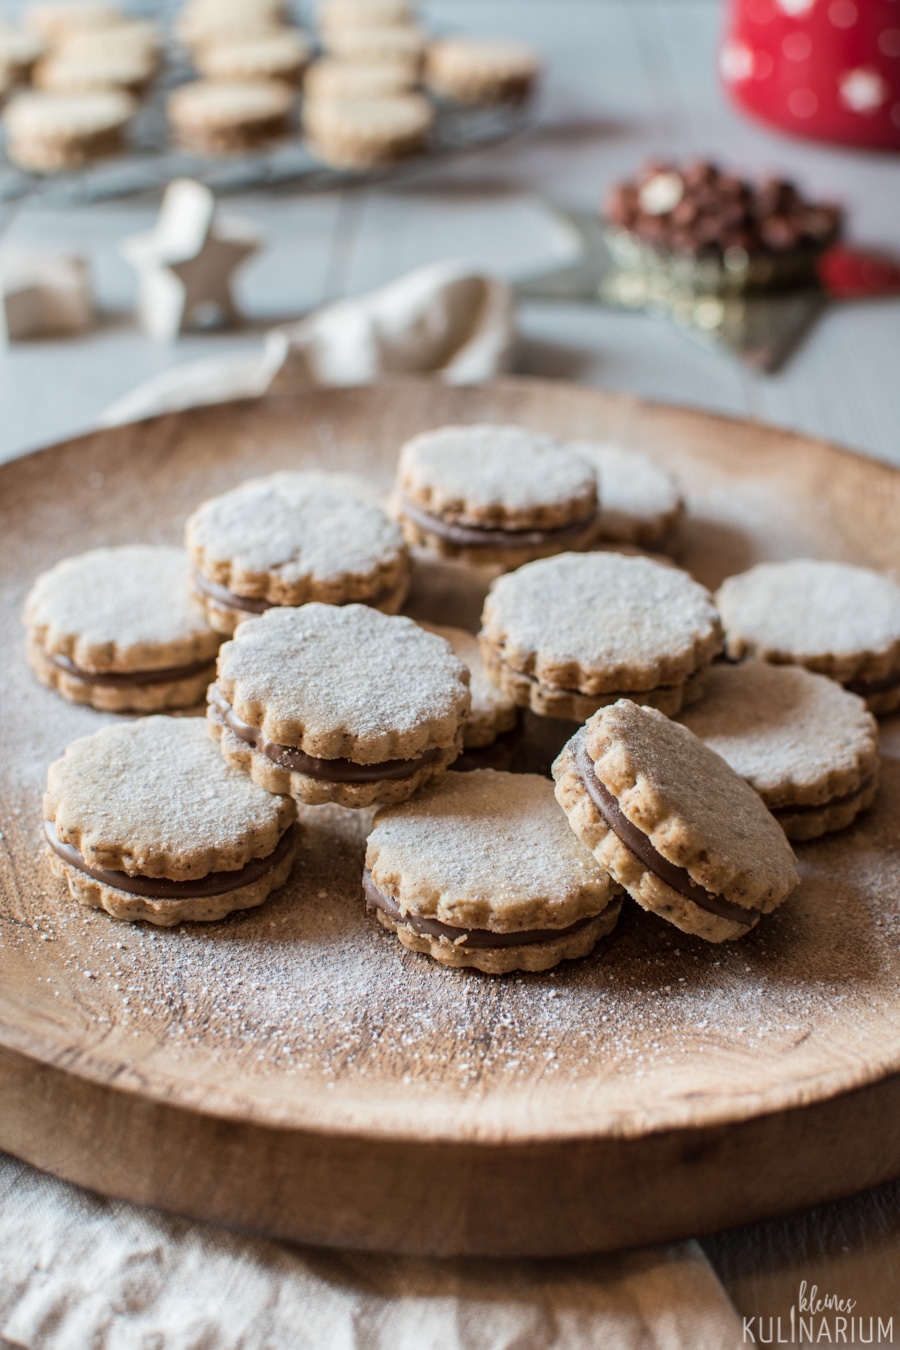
<box><xmin>303</xmin><ymin>57</ymin><xmax>416</xmax><ymax>99</ymax></box>
<box><xmin>317</xmin><ymin>0</ymin><xmax>415</xmax><ymax>34</ymax></box>
<box><xmin>418</xmin><ymin>622</ymin><xmax>518</xmax><ymax>749</ymax></box>
<box><xmin>4</xmin><ymin>88</ymin><xmax>135</xmax><ymax>172</ymax></box>
<box><xmin>716</xmin><ymin>560</ymin><xmax>900</xmax><ymax>716</ymax></box>
<box><xmin>395</xmin><ymin>424</ymin><xmax>600</xmax><ymax>568</ymax></box>
<box><xmin>23</xmin><ymin>545</ymin><xmax>221</xmax><ymax>713</ymax></box>
<box><xmin>25</xmin><ymin>1</ymin><xmax>123</xmax><ymax>42</ymax></box>
<box><xmin>567</xmin><ymin>440</ymin><xmax>684</xmax><ymax>549</ymax></box>
<box><xmin>34</xmin><ymin>46</ymin><xmax>156</xmax><ymax>95</ymax></box>
<box><xmin>365</xmin><ymin>769</ymin><xmax>622</xmax><ymax>974</ymax></box>
<box><xmin>553</xmin><ymin>701</ymin><xmax>800</xmax><ymax>943</ymax></box>
<box><xmin>303</xmin><ymin>92</ymin><xmax>433</xmax><ymax>168</ymax></box>
<box><xmin>424</xmin><ymin>38</ymin><xmax>539</xmax><ymax>105</ymax></box>
<box><xmin>43</xmin><ymin>717</ymin><xmax>297</xmax><ymax>926</ymax></box>
<box><xmin>679</xmin><ymin>661</ymin><xmax>879</xmax><ymax>840</ymax></box>
<box><xmin>195</xmin><ymin>31</ymin><xmax>313</xmax><ymax>85</ymax></box>
<box><xmin>185</xmin><ymin>471</ymin><xmax>410</xmax><ymax>634</ymax></box>
<box><xmin>208</xmin><ymin>603</ymin><xmax>471</xmax><ymax>808</ymax></box>
<box><xmin>322</xmin><ymin>24</ymin><xmax>425</xmax><ymax>72</ymax></box>
<box><xmin>175</xmin><ymin>0</ymin><xmax>286</xmax><ymax>51</ymax></box>
<box><xmin>0</xmin><ymin>27</ymin><xmax>47</xmax><ymax>84</ymax></box>
<box><xmin>166</xmin><ymin>79</ymin><xmax>294</xmax><ymax>154</ymax></box>
<box><xmin>480</xmin><ymin>551</ymin><xmax>722</xmax><ymax>721</ymax></box>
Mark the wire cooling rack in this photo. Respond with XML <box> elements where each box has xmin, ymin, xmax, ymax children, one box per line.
<box><xmin>0</xmin><ymin>0</ymin><xmax>534</xmax><ymax>204</ymax></box>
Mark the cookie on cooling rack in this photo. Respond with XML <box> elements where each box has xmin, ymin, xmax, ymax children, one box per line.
<box><xmin>321</xmin><ymin>24</ymin><xmax>425</xmax><ymax>74</ymax></box>
<box><xmin>185</xmin><ymin>471</ymin><xmax>411</xmax><ymax>634</ymax></box>
<box><xmin>364</xmin><ymin>769</ymin><xmax>622</xmax><ymax>974</ymax></box>
<box><xmin>717</xmin><ymin>559</ymin><xmax>900</xmax><ymax>715</ymax></box>
<box><xmin>679</xmin><ymin>660</ymin><xmax>879</xmax><ymax>841</ymax></box>
<box><xmin>568</xmin><ymin>441</ymin><xmax>684</xmax><ymax>550</ymax></box>
<box><xmin>424</xmin><ymin>38</ymin><xmax>539</xmax><ymax>106</ymax></box>
<box><xmin>166</xmin><ymin>79</ymin><xmax>294</xmax><ymax>154</ymax></box>
<box><xmin>303</xmin><ymin>91</ymin><xmax>433</xmax><ymax>168</ymax></box>
<box><xmin>24</xmin><ymin>1</ymin><xmax>123</xmax><ymax>42</ymax></box>
<box><xmin>195</xmin><ymin>30</ymin><xmax>313</xmax><ymax>85</ymax></box>
<box><xmin>175</xmin><ymin>0</ymin><xmax>286</xmax><ymax>52</ymax></box>
<box><xmin>480</xmin><ymin>551</ymin><xmax>721</xmax><ymax>721</ymax></box>
<box><xmin>303</xmin><ymin>57</ymin><xmax>416</xmax><ymax>99</ymax></box>
<box><xmin>4</xmin><ymin>88</ymin><xmax>136</xmax><ymax>172</ymax></box>
<box><xmin>0</xmin><ymin>27</ymin><xmax>47</xmax><ymax>84</ymax></box>
<box><xmin>43</xmin><ymin>716</ymin><xmax>297</xmax><ymax>926</ymax></box>
<box><xmin>317</xmin><ymin>0</ymin><xmax>417</xmax><ymax>34</ymax></box>
<box><xmin>34</xmin><ymin>45</ymin><xmax>156</xmax><ymax>95</ymax></box>
<box><xmin>24</xmin><ymin>545</ymin><xmax>221</xmax><ymax>713</ymax></box>
<box><xmin>553</xmin><ymin>700</ymin><xmax>799</xmax><ymax>943</ymax></box>
<box><xmin>208</xmin><ymin>603</ymin><xmax>471</xmax><ymax>808</ymax></box>
<box><xmin>395</xmin><ymin>424</ymin><xmax>601</xmax><ymax>568</ymax></box>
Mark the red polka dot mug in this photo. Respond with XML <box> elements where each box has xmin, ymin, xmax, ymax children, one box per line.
<box><xmin>721</xmin><ymin>0</ymin><xmax>900</xmax><ymax>149</ymax></box>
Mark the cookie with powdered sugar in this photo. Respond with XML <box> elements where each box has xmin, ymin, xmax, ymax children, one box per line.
<box><xmin>395</xmin><ymin>424</ymin><xmax>600</xmax><ymax>568</ymax></box>
<box><xmin>4</xmin><ymin>87</ymin><xmax>135</xmax><ymax>171</ymax></box>
<box><xmin>717</xmin><ymin>559</ymin><xmax>900</xmax><ymax>715</ymax></box>
<box><xmin>208</xmin><ymin>603</ymin><xmax>470</xmax><ymax>808</ymax></box>
<box><xmin>480</xmin><ymin>551</ymin><xmax>721</xmax><ymax>721</ymax></box>
<box><xmin>425</xmin><ymin>38</ymin><xmax>538</xmax><ymax>106</ymax></box>
<box><xmin>553</xmin><ymin>701</ymin><xmax>799</xmax><ymax>943</ymax></box>
<box><xmin>365</xmin><ymin>769</ymin><xmax>622</xmax><ymax>974</ymax></box>
<box><xmin>679</xmin><ymin>661</ymin><xmax>879</xmax><ymax>841</ymax></box>
<box><xmin>303</xmin><ymin>91</ymin><xmax>433</xmax><ymax>168</ymax></box>
<box><xmin>567</xmin><ymin>441</ymin><xmax>684</xmax><ymax>549</ymax></box>
<box><xmin>186</xmin><ymin>471</ymin><xmax>410</xmax><ymax>634</ymax></box>
<box><xmin>167</xmin><ymin>80</ymin><xmax>293</xmax><ymax>154</ymax></box>
<box><xmin>43</xmin><ymin>717</ymin><xmax>297</xmax><ymax>926</ymax></box>
<box><xmin>23</xmin><ymin>545</ymin><xmax>220</xmax><ymax>713</ymax></box>
<box><xmin>418</xmin><ymin>622</ymin><xmax>518</xmax><ymax>749</ymax></box>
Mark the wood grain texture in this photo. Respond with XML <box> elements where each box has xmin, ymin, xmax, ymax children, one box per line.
<box><xmin>2</xmin><ymin>377</ymin><xmax>900</xmax><ymax>1257</ymax></box>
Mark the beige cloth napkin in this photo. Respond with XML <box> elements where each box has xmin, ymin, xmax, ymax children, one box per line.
<box><xmin>0</xmin><ymin>1151</ymin><xmax>745</xmax><ymax>1350</ymax></box>
<box><xmin>100</xmin><ymin>260</ymin><xmax>516</xmax><ymax>426</ymax></box>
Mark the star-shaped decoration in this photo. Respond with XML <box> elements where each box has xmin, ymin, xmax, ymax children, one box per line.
<box><xmin>120</xmin><ymin>178</ymin><xmax>261</xmax><ymax>343</ymax></box>
<box><xmin>838</xmin><ymin>67</ymin><xmax>888</xmax><ymax>114</ymax></box>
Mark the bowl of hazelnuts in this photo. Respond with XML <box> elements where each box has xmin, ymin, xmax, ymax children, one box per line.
<box><xmin>601</xmin><ymin>159</ymin><xmax>842</xmax><ymax>295</ymax></box>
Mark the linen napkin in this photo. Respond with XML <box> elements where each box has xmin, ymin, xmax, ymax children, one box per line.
<box><xmin>0</xmin><ymin>1150</ymin><xmax>745</xmax><ymax>1350</ymax></box>
<box><xmin>100</xmin><ymin>260</ymin><xmax>515</xmax><ymax>426</ymax></box>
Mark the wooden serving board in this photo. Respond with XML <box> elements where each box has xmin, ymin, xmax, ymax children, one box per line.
<box><xmin>2</xmin><ymin>378</ymin><xmax>900</xmax><ymax>1258</ymax></box>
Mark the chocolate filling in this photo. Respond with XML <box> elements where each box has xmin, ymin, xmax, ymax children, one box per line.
<box><xmin>44</xmin><ymin>820</ymin><xmax>296</xmax><ymax>900</ymax></box>
<box><xmin>210</xmin><ymin>689</ymin><xmax>442</xmax><ymax>783</ymax></box>
<box><xmin>573</xmin><ymin>733</ymin><xmax>760</xmax><ymax>928</ymax></box>
<box><xmin>846</xmin><ymin>668</ymin><xmax>900</xmax><ymax>698</ymax></box>
<box><xmin>43</xmin><ymin>651</ymin><xmax>216</xmax><ymax>689</ymax></box>
<box><xmin>363</xmin><ymin>869</ymin><xmax>603</xmax><ymax>950</ymax></box>
<box><xmin>773</xmin><ymin>774</ymin><xmax>874</xmax><ymax>818</ymax></box>
<box><xmin>400</xmin><ymin>496</ymin><xmax>600</xmax><ymax>551</ymax></box>
<box><xmin>192</xmin><ymin>570</ymin><xmax>399</xmax><ymax>617</ymax></box>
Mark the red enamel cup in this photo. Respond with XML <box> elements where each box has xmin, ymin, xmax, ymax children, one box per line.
<box><xmin>721</xmin><ymin>0</ymin><xmax>900</xmax><ymax>150</ymax></box>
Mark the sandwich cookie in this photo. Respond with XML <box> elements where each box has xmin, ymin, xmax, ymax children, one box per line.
<box><xmin>185</xmin><ymin>471</ymin><xmax>410</xmax><ymax>634</ymax></box>
<box><xmin>43</xmin><ymin>717</ymin><xmax>297</xmax><ymax>926</ymax></box>
<box><xmin>195</xmin><ymin>31</ymin><xmax>313</xmax><ymax>85</ymax></box>
<box><xmin>679</xmin><ymin>661</ymin><xmax>879</xmax><ymax>841</ymax></box>
<box><xmin>321</xmin><ymin>24</ymin><xmax>425</xmax><ymax>74</ymax></box>
<box><xmin>365</xmin><ymin>769</ymin><xmax>622</xmax><ymax>973</ymax></box>
<box><xmin>4</xmin><ymin>88</ymin><xmax>135</xmax><ymax>172</ymax></box>
<box><xmin>303</xmin><ymin>57</ymin><xmax>416</xmax><ymax>100</ymax></box>
<box><xmin>480</xmin><ymin>551</ymin><xmax>722</xmax><ymax>721</ymax></box>
<box><xmin>553</xmin><ymin>700</ymin><xmax>800</xmax><ymax>943</ymax></box>
<box><xmin>567</xmin><ymin>441</ymin><xmax>684</xmax><ymax>550</ymax></box>
<box><xmin>424</xmin><ymin>38</ymin><xmax>539</xmax><ymax>106</ymax></box>
<box><xmin>24</xmin><ymin>1</ymin><xmax>124</xmax><ymax>42</ymax></box>
<box><xmin>717</xmin><ymin>560</ymin><xmax>900</xmax><ymax>716</ymax></box>
<box><xmin>23</xmin><ymin>545</ymin><xmax>221</xmax><ymax>713</ymax></box>
<box><xmin>418</xmin><ymin>622</ymin><xmax>518</xmax><ymax>749</ymax></box>
<box><xmin>166</xmin><ymin>80</ymin><xmax>294</xmax><ymax>154</ymax></box>
<box><xmin>395</xmin><ymin>424</ymin><xmax>600</xmax><ymax>568</ymax></box>
<box><xmin>317</xmin><ymin>0</ymin><xmax>416</xmax><ymax>34</ymax></box>
<box><xmin>0</xmin><ymin>27</ymin><xmax>47</xmax><ymax>84</ymax></box>
<box><xmin>208</xmin><ymin>603</ymin><xmax>471</xmax><ymax>808</ymax></box>
<box><xmin>303</xmin><ymin>92</ymin><xmax>433</xmax><ymax>168</ymax></box>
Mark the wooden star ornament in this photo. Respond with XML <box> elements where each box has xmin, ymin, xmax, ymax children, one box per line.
<box><xmin>120</xmin><ymin>178</ymin><xmax>261</xmax><ymax>343</ymax></box>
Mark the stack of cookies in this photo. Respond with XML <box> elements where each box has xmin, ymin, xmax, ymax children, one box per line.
<box><xmin>25</xmin><ymin>422</ymin><xmax>896</xmax><ymax>985</ymax></box>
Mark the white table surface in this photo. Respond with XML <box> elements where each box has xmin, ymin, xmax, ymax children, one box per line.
<box><xmin>2</xmin><ymin>0</ymin><xmax>899</xmax><ymax>1332</ymax></box>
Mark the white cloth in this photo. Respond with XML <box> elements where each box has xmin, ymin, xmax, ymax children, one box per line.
<box><xmin>0</xmin><ymin>1151</ymin><xmax>745</xmax><ymax>1350</ymax></box>
<box><xmin>100</xmin><ymin>261</ymin><xmax>516</xmax><ymax>426</ymax></box>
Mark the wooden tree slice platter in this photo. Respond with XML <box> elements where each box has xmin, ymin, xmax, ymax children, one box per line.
<box><xmin>2</xmin><ymin>378</ymin><xmax>900</xmax><ymax>1258</ymax></box>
